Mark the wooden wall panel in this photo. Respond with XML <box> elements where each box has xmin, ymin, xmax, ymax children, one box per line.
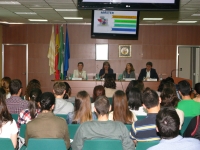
<box><xmin>2</xmin><ymin>24</ymin><xmax>200</xmax><ymax>94</ymax></box>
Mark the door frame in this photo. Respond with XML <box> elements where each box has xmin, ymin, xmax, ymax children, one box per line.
<box><xmin>2</xmin><ymin>44</ymin><xmax>28</xmax><ymax>86</ymax></box>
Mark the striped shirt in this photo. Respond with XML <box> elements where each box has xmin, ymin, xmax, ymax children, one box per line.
<box><xmin>130</xmin><ymin>113</ymin><xmax>160</xmax><ymax>141</ymax></box>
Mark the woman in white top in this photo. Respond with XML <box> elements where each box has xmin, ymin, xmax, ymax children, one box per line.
<box><xmin>160</xmin><ymin>88</ymin><xmax>184</xmax><ymax>128</ymax></box>
<box><xmin>109</xmin><ymin>90</ymin><xmax>137</xmax><ymax>124</ymax></box>
<box><xmin>73</xmin><ymin>62</ymin><xmax>87</xmax><ymax>80</ymax></box>
<box><xmin>0</xmin><ymin>88</ymin><xmax>18</xmax><ymax>148</ymax></box>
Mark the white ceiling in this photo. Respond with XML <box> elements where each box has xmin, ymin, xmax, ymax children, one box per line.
<box><xmin>0</xmin><ymin>0</ymin><xmax>200</xmax><ymax>25</ymax></box>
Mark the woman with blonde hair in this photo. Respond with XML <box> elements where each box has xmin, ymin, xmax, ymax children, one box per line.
<box><xmin>109</xmin><ymin>90</ymin><xmax>137</xmax><ymax>124</ymax></box>
<box><xmin>67</xmin><ymin>91</ymin><xmax>97</xmax><ymax>124</ymax></box>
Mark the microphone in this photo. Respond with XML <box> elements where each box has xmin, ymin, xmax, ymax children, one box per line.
<box><xmin>171</xmin><ymin>68</ymin><xmax>182</xmax><ymax>77</ymax></box>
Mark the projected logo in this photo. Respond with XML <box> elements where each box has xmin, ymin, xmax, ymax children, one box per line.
<box><xmin>97</xmin><ymin>16</ymin><xmax>108</xmax><ymax>26</ymax></box>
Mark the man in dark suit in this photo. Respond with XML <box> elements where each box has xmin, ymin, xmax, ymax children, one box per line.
<box><xmin>138</xmin><ymin>62</ymin><xmax>159</xmax><ymax>80</ymax></box>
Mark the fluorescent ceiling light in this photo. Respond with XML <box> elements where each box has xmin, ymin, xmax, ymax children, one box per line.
<box><xmin>30</xmin><ymin>8</ymin><xmax>53</xmax><ymax>10</ymax></box>
<box><xmin>0</xmin><ymin>1</ymin><xmax>20</xmax><ymax>4</ymax></box>
<box><xmin>143</xmin><ymin>18</ymin><xmax>163</xmax><ymax>20</ymax></box>
<box><xmin>177</xmin><ymin>21</ymin><xmax>197</xmax><ymax>23</ymax></box>
<box><xmin>192</xmin><ymin>14</ymin><xmax>200</xmax><ymax>16</ymax></box>
<box><xmin>15</xmin><ymin>12</ymin><xmax>36</xmax><ymax>15</ymax></box>
<box><xmin>9</xmin><ymin>23</ymin><xmax>24</xmax><ymax>24</ymax></box>
<box><xmin>0</xmin><ymin>21</ymin><xmax>9</xmax><ymax>24</ymax></box>
<box><xmin>64</xmin><ymin>17</ymin><xmax>83</xmax><ymax>19</ymax></box>
<box><xmin>28</xmin><ymin>19</ymin><xmax>48</xmax><ymax>22</ymax></box>
<box><xmin>55</xmin><ymin>9</ymin><xmax>78</xmax><ymax>11</ymax></box>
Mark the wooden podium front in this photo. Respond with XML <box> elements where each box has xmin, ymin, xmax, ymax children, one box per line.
<box><xmin>52</xmin><ymin>80</ymin><xmax>160</xmax><ymax>96</ymax></box>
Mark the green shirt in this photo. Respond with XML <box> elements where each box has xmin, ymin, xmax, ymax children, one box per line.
<box><xmin>177</xmin><ymin>99</ymin><xmax>200</xmax><ymax>117</ymax></box>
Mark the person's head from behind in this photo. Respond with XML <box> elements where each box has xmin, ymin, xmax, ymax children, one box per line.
<box><xmin>73</xmin><ymin>91</ymin><xmax>92</xmax><ymax>123</ymax></box>
<box><xmin>126</xmin><ymin>80</ymin><xmax>139</xmax><ymax>95</ymax></box>
<box><xmin>25</xmin><ymin>79</ymin><xmax>41</xmax><ymax>100</ymax></box>
<box><xmin>142</xmin><ymin>88</ymin><xmax>160</xmax><ymax>110</ymax></box>
<box><xmin>146</xmin><ymin>61</ymin><xmax>153</xmax><ymax>71</ymax></box>
<box><xmin>112</xmin><ymin>90</ymin><xmax>133</xmax><ymax>124</ymax></box>
<box><xmin>194</xmin><ymin>82</ymin><xmax>200</xmax><ymax>95</ymax></box>
<box><xmin>63</xmin><ymin>82</ymin><xmax>71</xmax><ymax>99</ymax></box>
<box><xmin>104</xmin><ymin>76</ymin><xmax>116</xmax><ymax>89</ymax></box>
<box><xmin>29</xmin><ymin>88</ymin><xmax>42</xmax><ymax>119</ymax></box>
<box><xmin>102</xmin><ymin>61</ymin><xmax>111</xmax><ymax>70</ymax></box>
<box><xmin>156</xmin><ymin>107</ymin><xmax>180</xmax><ymax>139</ymax></box>
<box><xmin>77</xmin><ymin>62</ymin><xmax>84</xmax><ymax>71</ymax></box>
<box><xmin>92</xmin><ymin>85</ymin><xmax>105</xmax><ymax>103</ymax></box>
<box><xmin>163</xmin><ymin>81</ymin><xmax>177</xmax><ymax>95</ymax></box>
<box><xmin>157</xmin><ymin>79</ymin><xmax>167</xmax><ymax>92</ymax></box>
<box><xmin>0</xmin><ymin>88</ymin><xmax>12</xmax><ymax>123</ymax></box>
<box><xmin>1</xmin><ymin>77</ymin><xmax>11</xmax><ymax>93</ymax></box>
<box><xmin>53</xmin><ymin>82</ymin><xmax>66</xmax><ymax>97</ymax></box>
<box><xmin>39</xmin><ymin>92</ymin><xmax>55</xmax><ymax>111</ymax></box>
<box><xmin>165</xmin><ymin>77</ymin><xmax>174</xmax><ymax>83</ymax></box>
<box><xmin>125</xmin><ymin>63</ymin><xmax>134</xmax><ymax>72</ymax></box>
<box><xmin>160</xmin><ymin>88</ymin><xmax>179</xmax><ymax>108</ymax></box>
<box><xmin>9</xmin><ymin>79</ymin><xmax>22</xmax><ymax>95</ymax></box>
<box><xmin>94</xmin><ymin>96</ymin><xmax>110</xmax><ymax>117</ymax></box>
<box><xmin>127</xmin><ymin>88</ymin><xmax>142</xmax><ymax>110</ymax></box>
<box><xmin>177</xmin><ymin>80</ymin><xmax>191</xmax><ymax>96</ymax></box>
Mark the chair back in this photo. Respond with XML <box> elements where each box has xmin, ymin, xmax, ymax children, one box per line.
<box><xmin>82</xmin><ymin>139</ymin><xmax>123</xmax><ymax>150</ymax></box>
<box><xmin>11</xmin><ymin>114</ymin><xmax>18</xmax><ymax>122</ymax></box>
<box><xmin>19</xmin><ymin>124</ymin><xmax>27</xmax><ymax>138</ymax></box>
<box><xmin>125</xmin><ymin>124</ymin><xmax>132</xmax><ymax>131</ymax></box>
<box><xmin>27</xmin><ymin>138</ymin><xmax>66</xmax><ymax>150</ymax></box>
<box><xmin>137</xmin><ymin>140</ymin><xmax>160</xmax><ymax>150</ymax></box>
<box><xmin>107</xmin><ymin>97</ymin><xmax>113</xmax><ymax>105</ymax></box>
<box><xmin>55</xmin><ymin>114</ymin><xmax>67</xmax><ymax>120</ymax></box>
<box><xmin>180</xmin><ymin>117</ymin><xmax>193</xmax><ymax>135</ymax></box>
<box><xmin>68</xmin><ymin>124</ymin><xmax>80</xmax><ymax>139</ymax></box>
<box><xmin>0</xmin><ymin>138</ymin><xmax>14</xmax><ymax>150</ymax></box>
<box><xmin>137</xmin><ymin>115</ymin><xmax>146</xmax><ymax>120</ymax></box>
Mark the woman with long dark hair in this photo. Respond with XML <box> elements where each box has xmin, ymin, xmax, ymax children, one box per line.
<box><xmin>122</xmin><ymin>63</ymin><xmax>135</xmax><ymax>78</ymax></box>
<box><xmin>0</xmin><ymin>88</ymin><xmax>18</xmax><ymax>148</ymax></box>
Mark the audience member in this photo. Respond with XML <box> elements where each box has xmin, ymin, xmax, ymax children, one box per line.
<box><xmin>122</xmin><ymin>63</ymin><xmax>136</xmax><ymax>78</ymax></box>
<box><xmin>148</xmin><ymin>107</ymin><xmax>200</xmax><ymax>150</ymax></box>
<box><xmin>72</xmin><ymin>96</ymin><xmax>135</xmax><ymax>150</ymax></box>
<box><xmin>177</xmin><ymin>80</ymin><xmax>200</xmax><ymax>117</ymax></box>
<box><xmin>17</xmin><ymin>88</ymin><xmax>42</xmax><ymax>129</ymax></box>
<box><xmin>104</xmin><ymin>76</ymin><xmax>116</xmax><ymax>97</ymax></box>
<box><xmin>193</xmin><ymin>82</ymin><xmax>200</xmax><ymax>102</ymax></box>
<box><xmin>66</xmin><ymin>91</ymin><xmax>96</xmax><ymax>124</ymax></box>
<box><xmin>138</xmin><ymin>62</ymin><xmax>159</xmax><ymax>81</ymax></box>
<box><xmin>184</xmin><ymin>115</ymin><xmax>200</xmax><ymax>140</ymax></box>
<box><xmin>128</xmin><ymin>88</ymin><xmax>147</xmax><ymax>116</ymax></box>
<box><xmin>91</xmin><ymin>85</ymin><xmax>105</xmax><ymax>112</ymax></box>
<box><xmin>130</xmin><ymin>88</ymin><xmax>160</xmax><ymax>143</ymax></box>
<box><xmin>126</xmin><ymin>80</ymin><xmax>144</xmax><ymax>96</ymax></box>
<box><xmin>160</xmin><ymin>88</ymin><xmax>184</xmax><ymax>128</ymax></box>
<box><xmin>0</xmin><ymin>88</ymin><xmax>18</xmax><ymax>148</ymax></box>
<box><xmin>53</xmin><ymin>82</ymin><xmax>74</xmax><ymax>114</ymax></box>
<box><xmin>63</xmin><ymin>82</ymin><xmax>75</xmax><ymax>103</ymax></box>
<box><xmin>24</xmin><ymin>79</ymin><xmax>41</xmax><ymax>100</ymax></box>
<box><xmin>73</xmin><ymin>62</ymin><xmax>87</xmax><ymax>80</ymax></box>
<box><xmin>25</xmin><ymin>92</ymin><xmax>70</xmax><ymax>149</ymax></box>
<box><xmin>1</xmin><ymin>76</ymin><xmax>11</xmax><ymax>99</ymax></box>
<box><xmin>99</xmin><ymin>61</ymin><xmax>114</xmax><ymax>79</ymax></box>
<box><xmin>109</xmin><ymin>90</ymin><xmax>137</xmax><ymax>124</ymax></box>
<box><xmin>6</xmin><ymin>79</ymin><xmax>28</xmax><ymax>114</ymax></box>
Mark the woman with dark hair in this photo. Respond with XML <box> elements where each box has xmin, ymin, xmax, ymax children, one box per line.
<box><xmin>91</xmin><ymin>85</ymin><xmax>105</xmax><ymax>112</ymax></box>
<box><xmin>160</xmin><ymin>88</ymin><xmax>184</xmax><ymax>128</ymax></box>
<box><xmin>63</xmin><ymin>82</ymin><xmax>75</xmax><ymax>103</ymax></box>
<box><xmin>127</xmin><ymin>88</ymin><xmax>147</xmax><ymax>116</ymax></box>
<box><xmin>122</xmin><ymin>63</ymin><xmax>135</xmax><ymax>78</ymax></box>
<box><xmin>125</xmin><ymin>80</ymin><xmax>144</xmax><ymax>96</ymax></box>
<box><xmin>0</xmin><ymin>88</ymin><xmax>18</xmax><ymax>148</ymax></box>
<box><xmin>17</xmin><ymin>88</ymin><xmax>42</xmax><ymax>129</ymax></box>
<box><xmin>25</xmin><ymin>92</ymin><xmax>70</xmax><ymax>149</ymax></box>
<box><xmin>109</xmin><ymin>90</ymin><xmax>137</xmax><ymax>124</ymax></box>
<box><xmin>193</xmin><ymin>82</ymin><xmax>200</xmax><ymax>102</ymax></box>
<box><xmin>66</xmin><ymin>91</ymin><xmax>97</xmax><ymax>124</ymax></box>
<box><xmin>24</xmin><ymin>79</ymin><xmax>41</xmax><ymax>100</ymax></box>
<box><xmin>1</xmin><ymin>76</ymin><xmax>11</xmax><ymax>99</ymax></box>
<box><xmin>99</xmin><ymin>61</ymin><xmax>114</xmax><ymax>79</ymax></box>
<box><xmin>104</xmin><ymin>76</ymin><xmax>117</xmax><ymax>97</ymax></box>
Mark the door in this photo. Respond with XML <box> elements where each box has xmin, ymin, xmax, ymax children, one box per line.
<box><xmin>2</xmin><ymin>44</ymin><xmax>28</xmax><ymax>95</ymax></box>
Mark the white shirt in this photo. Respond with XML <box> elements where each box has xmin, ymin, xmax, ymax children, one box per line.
<box><xmin>0</xmin><ymin>120</ymin><xmax>18</xmax><ymax>138</ymax></box>
<box><xmin>73</xmin><ymin>70</ymin><xmax>87</xmax><ymax>79</ymax></box>
<box><xmin>146</xmin><ymin>70</ymin><xmax>150</xmax><ymax>78</ymax></box>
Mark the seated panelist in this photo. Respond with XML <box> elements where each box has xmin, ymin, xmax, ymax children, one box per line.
<box><xmin>99</xmin><ymin>61</ymin><xmax>114</xmax><ymax>79</ymax></box>
<box><xmin>122</xmin><ymin>63</ymin><xmax>135</xmax><ymax>78</ymax></box>
<box><xmin>73</xmin><ymin>62</ymin><xmax>87</xmax><ymax>80</ymax></box>
<box><xmin>138</xmin><ymin>62</ymin><xmax>158</xmax><ymax>81</ymax></box>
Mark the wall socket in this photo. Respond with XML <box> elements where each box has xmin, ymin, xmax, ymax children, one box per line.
<box><xmin>180</xmin><ymin>68</ymin><xmax>182</xmax><ymax>71</ymax></box>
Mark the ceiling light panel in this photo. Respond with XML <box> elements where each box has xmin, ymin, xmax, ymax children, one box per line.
<box><xmin>15</xmin><ymin>12</ymin><xmax>36</xmax><ymax>14</ymax></box>
<box><xmin>177</xmin><ymin>21</ymin><xmax>197</xmax><ymax>23</ymax></box>
<box><xmin>0</xmin><ymin>1</ymin><xmax>20</xmax><ymax>4</ymax></box>
<box><xmin>28</xmin><ymin>19</ymin><xmax>48</xmax><ymax>21</ymax></box>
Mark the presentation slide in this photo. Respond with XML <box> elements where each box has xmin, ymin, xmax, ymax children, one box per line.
<box><xmin>93</xmin><ymin>10</ymin><xmax>137</xmax><ymax>34</ymax></box>
<box><xmin>83</xmin><ymin>0</ymin><xmax>175</xmax><ymax>3</ymax></box>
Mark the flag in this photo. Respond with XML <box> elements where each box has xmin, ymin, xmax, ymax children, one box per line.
<box><xmin>58</xmin><ymin>25</ymin><xmax>64</xmax><ymax>79</ymax></box>
<box><xmin>55</xmin><ymin>25</ymin><xmax>60</xmax><ymax>80</ymax></box>
<box><xmin>47</xmin><ymin>25</ymin><xmax>55</xmax><ymax>75</ymax></box>
<box><xmin>63</xmin><ymin>24</ymin><xmax>70</xmax><ymax>79</ymax></box>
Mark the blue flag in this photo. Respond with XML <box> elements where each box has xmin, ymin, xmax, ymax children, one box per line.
<box><xmin>63</xmin><ymin>25</ymin><xmax>70</xmax><ymax>79</ymax></box>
